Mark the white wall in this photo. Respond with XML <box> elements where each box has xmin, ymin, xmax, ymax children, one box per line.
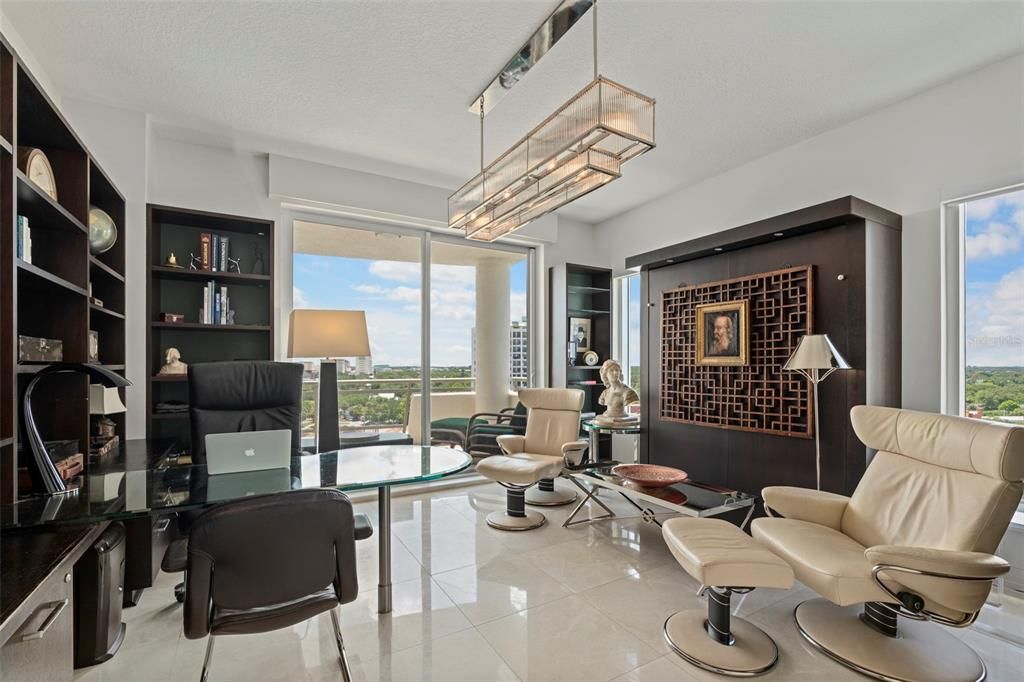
<box><xmin>594</xmin><ymin>54</ymin><xmax>1024</xmax><ymax>411</ymax></box>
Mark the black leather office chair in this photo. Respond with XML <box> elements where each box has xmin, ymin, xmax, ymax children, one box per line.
<box><xmin>183</xmin><ymin>488</ymin><xmax>367</xmax><ymax>682</ymax></box>
<box><xmin>163</xmin><ymin>361</ymin><xmax>304</xmax><ymax>602</ymax></box>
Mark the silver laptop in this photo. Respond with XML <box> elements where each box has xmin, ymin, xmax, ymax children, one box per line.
<box><xmin>204</xmin><ymin>429</ymin><xmax>291</xmax><ymax>475</ymax></box>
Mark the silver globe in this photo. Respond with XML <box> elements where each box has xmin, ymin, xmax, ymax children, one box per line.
<box><xmin>89</xmin><ymin>206</ymin><xmax>117</xmax><ymax>255</ymax></box>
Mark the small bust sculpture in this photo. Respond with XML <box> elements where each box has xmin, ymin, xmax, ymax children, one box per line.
<box><xmin>158</xmin><ymin>347</ymin><xmax>188</xmax><ymax>375</ymax></box>
<box><xmin>596</xmin><ymin>359</ymin><xmax>639</xmax><ymax>423</ymax></box>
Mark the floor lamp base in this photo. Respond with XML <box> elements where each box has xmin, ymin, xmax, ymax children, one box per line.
<box><xmin>318</xmin><ymin>360</ymin><xmax>340</xmax><ymax>453</ymax></box>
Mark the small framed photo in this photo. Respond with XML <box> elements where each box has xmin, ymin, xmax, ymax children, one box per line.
<box><xmin>88</xmin><ymin>331</ymin><xmax>100</xmax><ymax>363</ymax></box>
<box><xmin>569</xmin><ymin>317</ymin><xmax>592</xmax><ymax>352</ymax></box>
<box><xmin>696</xmin><ymin>300</ymin><xmax>749</xmax><ymax>366</ymax></box>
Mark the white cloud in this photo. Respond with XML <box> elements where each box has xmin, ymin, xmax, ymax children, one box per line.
<box><xmin>293</xmin><ymin>286</ymin><xmax>310</xmax><ymax>308</ymax></box>
<box><xmin>967</xmin><ymin>266</ymin><xmax>1024</xmax><ymax>366</ymax></box>
<box><xmin>369</xmin><ymin>260</ymin><xmax>420</xmax><ymax>283</ymax></box>
<box><xmin>965</xmin><ymin>191</ymin><xmax>1024</xmax><ymax>221</ymax></box>
<box><xmin>965</xmin><ymin>221</ymin><xmax>1021</xmax><ymax>260</ymax></box>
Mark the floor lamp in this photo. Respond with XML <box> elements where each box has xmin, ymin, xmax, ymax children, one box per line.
<box><xmin>784</xmin><ymin>334</ymin><xmax>850</xmax><ymax>490</ymax></box>
<box><xmin>288</xmin><ymin>310</ymin><xmax>371</xmax><ymax>453</ymax></box>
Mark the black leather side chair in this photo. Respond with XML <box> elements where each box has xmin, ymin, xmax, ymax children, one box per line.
<box><xmin>163</xmin><ymin>361</ymin><xmax>304</xmax><ymax>602</ymax></box>
<box><xmin>183</xmin><ymin>489</ymin><xmax>367</xmax><ymax>682</ymax></box>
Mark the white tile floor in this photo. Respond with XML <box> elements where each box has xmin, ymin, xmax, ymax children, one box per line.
<box><xmin>75</xmin><ymin>481</ymin><xmax>1024</xmax><ymax>682</ymax></box>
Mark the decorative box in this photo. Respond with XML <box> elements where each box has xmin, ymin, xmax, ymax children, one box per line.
<box><xmin>18</xmin><ymin>335</ymin><xmax>63</xmax><ymax>362</ymax></box>
<box><xmin>160</xmin><ymin>312</ymin><xmax>185</xmax><ymax>323</ymax></box>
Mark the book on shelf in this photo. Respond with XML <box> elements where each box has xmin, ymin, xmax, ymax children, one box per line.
<box><xmin>212</xmin><ymin>235</ymin><xmax>220</xmax><ymax>271</ymax></box>
<box><xmin>200</xmin><ymin>233</ymin><xmax>212</xmax><ymax>270</ymax></box>
<box><xmin>16</xmin><ymin>215</ymin><xmax>31</xmax><ymax>263</ymax></box>
<box><xmin>219</xmin><ymin>236</ymin><xmax>229</xmax><ymax>271</ymax></box>
<box><xmin>200</xmin><ymin>281</ymin><xmax>232</xmax><ymax>325</ymax></box>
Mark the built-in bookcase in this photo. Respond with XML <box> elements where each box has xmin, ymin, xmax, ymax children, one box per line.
<box><xmin>0</xmin><ymin>33</ymin><xmax>127</xmax><ymax>501</ymax></box>
<box><xmin>145</xmin><ymin>204</ymin><xmax>275</xmax><ymax>451</ymax></box>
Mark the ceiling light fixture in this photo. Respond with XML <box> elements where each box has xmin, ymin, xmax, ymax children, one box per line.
<box><xmin>449</xmin><ymin>0</ymin><xmax>655</xmax><ymax>242</ymax></box>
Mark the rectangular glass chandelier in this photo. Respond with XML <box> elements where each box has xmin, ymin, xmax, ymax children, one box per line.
<box><xmin>449</xmin><ymin>76</ymin><xmax>655</xmax><ymax>242</ymax></box>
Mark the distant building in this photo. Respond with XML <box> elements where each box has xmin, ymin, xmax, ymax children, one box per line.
<box><xmin>355</xmin><ymin>355</ymin><xmax>373</xmax><ymax>375</ymax></box>
<box><xmin>471</xmin><ymin>318</ymin><xmax>529</xmax><ymax>389</ymax></box>
<box><xmin>510</xmin><ymin>318</ymin><xmax>528</xmax><ymax>389</ymax></box>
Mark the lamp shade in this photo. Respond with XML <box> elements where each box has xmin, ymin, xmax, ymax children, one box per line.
<box><xmin>784</xmin><ymin>334</ymin><xmax>851</xmax><ymax>371</ymax></box>
<box><xmin>288</xmin><ymin>309</ymin><xmax>371</xmax><ymax>359</ymax></box>
<box><xmin>89</xmin><ymin>384</ymin><xmax>127</xmax><ymax>415</ymax></box>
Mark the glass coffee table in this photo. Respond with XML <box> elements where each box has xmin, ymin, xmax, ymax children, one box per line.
<box><xmin>563</xmin><ymin>463</ymin><xmax>756</xmax><ymax>530</ymax></box>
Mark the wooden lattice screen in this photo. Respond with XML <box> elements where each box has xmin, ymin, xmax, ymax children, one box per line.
<box><xmin>660</xmin><ymin>265</ymin><xmax>814</xmax><ymax>437</ymax></box>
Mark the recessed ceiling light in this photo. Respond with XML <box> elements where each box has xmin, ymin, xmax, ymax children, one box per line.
<box><xmin>666</xmin><ymin>259</ymin><xmax>674</xmax><ymax>263</ymax></box>
<box><xmin>714</xmin><ymin>247</ymin><xmax>723</xmax><ymax>252</ymax></box>
<box><xmin>773</xmin><ymin>232</ymin><xmax>784</xmax><ymax>237</ymax></box>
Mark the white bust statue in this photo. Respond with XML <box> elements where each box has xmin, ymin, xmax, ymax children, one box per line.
<box><xmin>596</xmin><ymin>359</ymin><xmax>639</xmax><ymax>423</ymax></box>
<box><xmin>158</xmin><ymin>347</ymin><xmax>188</xmax><ymax>375</ymax></box>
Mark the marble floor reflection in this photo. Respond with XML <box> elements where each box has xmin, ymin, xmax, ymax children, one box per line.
<box><xmin>74</xmin><ymin>481</ymin><xmax>1024</xmax><ymax>682</ymax></box>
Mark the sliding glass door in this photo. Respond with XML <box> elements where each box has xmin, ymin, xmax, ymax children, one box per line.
<box><xmin>291</xmin><ymin>219</ymin><xmax>533</xmax><ymax>449</ymax></box>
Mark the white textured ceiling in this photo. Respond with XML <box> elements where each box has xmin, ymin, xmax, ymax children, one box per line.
<box><xmin>4</xmin><ymin>1</ymin><xmax>1023</xmax><ymax>223</ymax></box>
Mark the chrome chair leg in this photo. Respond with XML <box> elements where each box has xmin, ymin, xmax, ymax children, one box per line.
<box><xmin>329</xmin><ymin>607</ymin><xmax>352</xmax><ymax>682</ymax></box>
<box><xmin>199</xmin><ymin>636</ymin><xmax>215</xmax><ymax>682</ymax></box>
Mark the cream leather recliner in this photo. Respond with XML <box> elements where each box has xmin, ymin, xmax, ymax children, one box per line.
<box><xmin>476</xmin><ymin>388</ymin><xmax>588</xmax><ymax>530</ymax></box>
<box><xmin>752</xmin><ymin>406</ymin><xmax>1023</xmax><ymax>682</ymax></box>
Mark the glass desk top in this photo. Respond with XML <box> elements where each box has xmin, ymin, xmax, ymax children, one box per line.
<box><xmin>574</xmin><ymin>463</ymin><xmax>755</xmax><ymax>518</ymax></box>
<box><xmin>1</xmin><ymin>445</ymin><xmax>471</xmax><ymax>531</ymax></box>
<box><xmin>581</xmin><ymin>419</ymin><xmax>642</xmax><ymax>435</ymax></box>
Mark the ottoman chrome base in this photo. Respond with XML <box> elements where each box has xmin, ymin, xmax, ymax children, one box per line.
<box><xmin>664</xmin><ymin>609</ymin><xmax>779</xmax><ymax>677</ymax></box>
<box><xmin>485</xmin><ymin>509</ymin><xmax>545</xmax><ymax>531</ymax></box>
<box><xmin>795</xmin><ymin>599</ymin><xmax>986</xmax><ymax>682</ymax></box>
<box><xmin>525</xmin><ymin>479</ymin><xmax>578</xmax><ymax>506</ymax></box>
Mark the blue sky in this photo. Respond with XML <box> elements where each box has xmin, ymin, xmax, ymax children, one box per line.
<box><xmin>964</xmin><ymin>188</ymin><xmax>1024</xmax><ymax>367</ymax></box>
<box><xmin>294</xmin><ymin>253</ymin><xmax>527</xmax><ymax>367</ymax></box>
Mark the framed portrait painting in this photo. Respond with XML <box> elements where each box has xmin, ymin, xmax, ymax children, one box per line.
<box><xmin>695</xmin><ymin>300</ymin><xmax>749</xmax><ymax>365</ymax></box>
<box><xmin>569</xmin><ymin>317</ymin><xmax>592</xmax><ymax>352</ymax></box>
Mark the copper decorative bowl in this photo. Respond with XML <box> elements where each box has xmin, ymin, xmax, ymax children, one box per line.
<box><xmin>611</xmin><ymin>464</ymin><xmax>688</xmax><ymax>488</ymax></box>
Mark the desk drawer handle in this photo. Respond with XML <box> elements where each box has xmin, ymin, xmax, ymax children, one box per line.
<box><xmin>21</xmin><ymin>599</ymin><xmax>68</xmax><ymax>642</ymax></box>
<box><xmin>154</xmin><ymin>518</ymin><xmax>171</xmax><ymax>533</ymax></box>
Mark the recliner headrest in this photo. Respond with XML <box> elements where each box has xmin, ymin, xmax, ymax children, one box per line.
<box><xmin>518</xmin><ymin>388</ymin><xmax>585</xmax><ymax>412</ymax></box>
<box><xmin>851</xmin><ymin>405</ymin><xmax>1024</xmax><ymax>482</ymax></box>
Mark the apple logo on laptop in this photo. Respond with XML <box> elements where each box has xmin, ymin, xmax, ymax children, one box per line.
<box><xmin>244</xmin><ymin>448</ymin><xmax>256</xmax><ymax>458</ymax></box>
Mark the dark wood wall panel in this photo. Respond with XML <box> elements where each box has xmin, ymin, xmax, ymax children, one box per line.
<box><xmin>660</xmin><ymin>265</ymin><xmax>813</xmax><ymax>437</ymax></box>
<box><xmin>640</xmin><ymin>216</ymin><xmax>899</xmax><ymax>497</ymax></box>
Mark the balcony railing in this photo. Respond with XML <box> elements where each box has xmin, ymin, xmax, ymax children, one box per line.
<box><xmin>301</xmin><ymin>376</ymin><xmax>476</xmax><ymax>436</ymax></box>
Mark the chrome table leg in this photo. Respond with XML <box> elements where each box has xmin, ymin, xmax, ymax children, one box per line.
<box><xmin>377</xmin><ymin>485</ymin><xmax>392</xmax><ymax>614</ymax></box>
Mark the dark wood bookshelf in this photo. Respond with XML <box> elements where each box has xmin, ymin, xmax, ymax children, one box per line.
<box><xmin>549</xmin><ymin>263</ymin><xmax>613</xmax><ymax>418</ymax></box>
<box><xmin>2</xmin><ymin>33</ymin><xmax>128</xmax><ymax>501</ymax></box>
<box><xmin>146</xmin><ymin>204</ymin><xmax>275</xmax><ymax>450</ymax></box>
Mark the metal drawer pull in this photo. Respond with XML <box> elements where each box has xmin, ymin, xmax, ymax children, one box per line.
<box><xmin>154</xmin><ymin>517</ymin><xmax>171</xmax><ymax>533</ymax></box>
<box><xmin>21</xmin><ymin>599</ymin><xmax>68</xmax><ymax>641</ymax></box>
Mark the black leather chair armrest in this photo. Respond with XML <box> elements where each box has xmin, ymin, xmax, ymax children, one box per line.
<box><xmin>354</xmin><ymin>513</ymin><xmax>374</xmax><ymax>541</ymax></box>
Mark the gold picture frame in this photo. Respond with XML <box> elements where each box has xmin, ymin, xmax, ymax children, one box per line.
<box><xmin>695</xmin><ymin>300</ymin><xmax>750</xmax><ymax>366</ymax></box>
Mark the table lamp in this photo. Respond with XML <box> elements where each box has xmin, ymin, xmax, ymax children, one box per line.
<box><xmin>89</xmin><ymin>384</ymin><xmax>127</xmax><ymax>438</ymax></box>
<box><xmin>23</xmin><ymin>363</ymin><xmax>131</xmax><ymax>496</ymax></box>
<box><xmin>288</xmin><ymin>309</ymin><xmax>371</xmax><ymax>452</ymax></box>
<box><xmin>784</xmin><ymin>334</ymin><xmax>850</xmax><ymax>490</ymax></box>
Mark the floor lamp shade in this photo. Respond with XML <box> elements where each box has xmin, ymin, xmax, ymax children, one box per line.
<box><xmin>288</xmin><ymin>310</ymin><xmax>371</xmax><ymax>453</ymax></box>
<box><xmin>287</xmin><ymin>310</ymin><xmax>371</xmax><ymax>358</ymax></box>
<box><xmin>784</xmin><ymin>334</ymin><xmax>851</xmax><ymax>491</ymax></box>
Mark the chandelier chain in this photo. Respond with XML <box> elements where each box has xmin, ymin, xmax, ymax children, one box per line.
<box><xmin>593</xmin><ymin>0</ymin><xmax>598</xmax><ymax>79</ymax></box>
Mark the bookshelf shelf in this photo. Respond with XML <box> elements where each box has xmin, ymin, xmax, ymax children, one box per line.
<box><xmin>150</xmin><ymin>264</ymin><xmax>270</xmax><ymax>284</ymax></box>
<box><xmin>90</xmin><ymin>303</ymin><xmax>125</xmax><ymax>320</ymax></box>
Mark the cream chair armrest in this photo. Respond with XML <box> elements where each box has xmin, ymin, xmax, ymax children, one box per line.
<box><xmin>761</xmin><ymin>486</ymin><xmax>849</xmax><ymax>529</ymax></box>
<box><xmin>561</xmin><ymin>440</ymin><xmax>590</xmax><ymax>467</ymax></box>
<box><xmin>496</xmin><ymin>434</ymin><xmax>526</xmax><ymax>455</ymax></box>
<box><xmin>865</xmin><ymin>546</ymin><xmax>1010</xmax><ymax>580</ymax></box>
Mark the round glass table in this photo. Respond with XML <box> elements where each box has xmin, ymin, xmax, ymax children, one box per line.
<box><xmin>1</xmin><ymin>444</ymin><xmax>472</xmax><ymax>614</ymax></box>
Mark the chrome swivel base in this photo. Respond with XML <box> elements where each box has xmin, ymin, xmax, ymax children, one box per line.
<box><xmin>795</xmin><ymin>599</ymin><xmax>986</xmax><ymax>682</ymax></box>
<box><xmin>664</xmin><ymin>610</ymin><xmax>779</xmax><ymax>677</ymax></box>
<box><xmin>525</xmin><ymin>479</ymin><xmax>578</xmax><ymax>506</ymax></box>
<box><xmin>485</xmin><ymin>509</ymin><xmax>546</xmax><ymax>531</ymax></box>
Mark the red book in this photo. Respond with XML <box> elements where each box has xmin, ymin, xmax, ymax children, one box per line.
<box><xmin>200</xmin><ymin>233</ymin><xmax>212</xmax><ymax>270</ymax></box>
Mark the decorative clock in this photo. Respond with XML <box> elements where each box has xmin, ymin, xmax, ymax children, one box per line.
<box><xmin>19</xmin><ymin>147</ymin><xmax>58</xmax><ymax>201</ymax></box>
<box><xmin>583</xmin><ymin>350</ymin><xmax>600</xmax><ymax>366</ymax></box>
